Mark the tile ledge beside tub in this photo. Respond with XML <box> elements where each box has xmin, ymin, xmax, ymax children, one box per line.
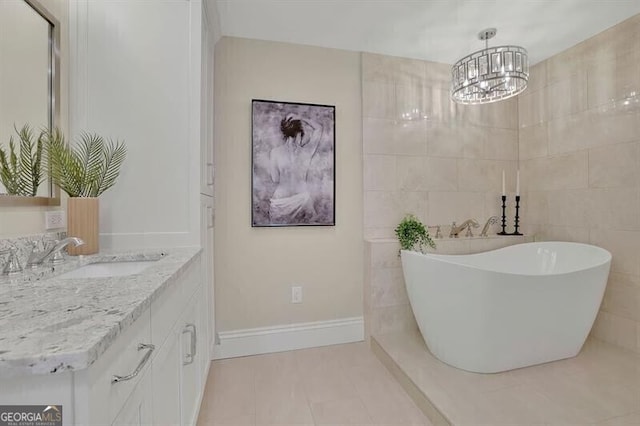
<box><xmin>365</xmin><ymin>234</ymin><xmax>533</xmax><ymax>255</ymax></box>
<box><xmin>0</xmin><ymin>245</ymin><xmax>202</xmax><ymax>378</ymax></box>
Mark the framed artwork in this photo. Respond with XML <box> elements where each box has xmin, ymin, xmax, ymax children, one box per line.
<box><xmin>251</xmin><ymin>99</ymin><xmax>335</xmax><ymax>227</ymax></box>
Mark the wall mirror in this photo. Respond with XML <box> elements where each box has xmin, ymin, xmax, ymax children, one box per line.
<box><xmin>0</xmin><ymin>0</ymin><xmax>60</xmax><ymax>206</ymax></box>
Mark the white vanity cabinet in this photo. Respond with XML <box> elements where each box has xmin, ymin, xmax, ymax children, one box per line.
<box><xmin>99</xmin><ymin>255</ymin><xmax>208</xmax><ymax>425</ymax></box>
<box><xmin>0</xmin><ymin>252</ymin><xmax>210</xmax><ymax>426</ymax></box>
<box><xmin>85</xmin><ymin>254</ymin><xmax>208</xmax><ymax>425</ymax></box>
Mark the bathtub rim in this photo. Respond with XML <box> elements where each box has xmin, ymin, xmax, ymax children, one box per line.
<box><xmin>401</xmin><ymin>241</ymin><xmax>612</xmax><ymax>277</ymax></box>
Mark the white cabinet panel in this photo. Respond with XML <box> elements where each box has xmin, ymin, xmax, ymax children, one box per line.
<box><xmin>71</xmin><ymin>0</ymin><xmax>203</xmax><ymax>249</ymax></box>
<box><xmin>200</xmin><ymin>194</ymin><xmax>214</xmax><ymax>358</ymax></box>
<box><xmin>111</xmin><ymin>368</ymin><xmax>153</xmax><ymax>426</ymax></box>
<box><xmin>180</xmin><ymin>291</ymin><xmax>201</xmax><ymax>426</ymax></box>
<box><xmin>200</xmin><ymin>10</ymin><xmax>215</xmax><ymax>197</ymax></box>
<box><xmin>197</xmin><ymin>278</ymin><xmax>211</xmax><ymax>387</ymax></box>
<box><xmin>151</xmin><ymin>328</ymin><xmax>181</xmax><ymax>426</ymax></box>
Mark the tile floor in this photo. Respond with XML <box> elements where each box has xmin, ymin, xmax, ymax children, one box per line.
<box><xmin>197</xmin><ymin>342</ymin><xmax>432</xmax><ymax>425</ymax></box>
<box><xmin>375</xmin><ymin>331</ymin><xmax>640</xmax><ymax>426</ymax></box>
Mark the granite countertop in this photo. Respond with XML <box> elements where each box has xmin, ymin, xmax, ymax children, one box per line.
<box><xmin>0</xmin><ymin>247</ymin><xmax>201</xmax><ymax>378</ymax></box>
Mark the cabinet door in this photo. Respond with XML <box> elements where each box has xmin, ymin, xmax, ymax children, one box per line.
<box><xmin>180</xmin><ymin>292</ymin><xmax>201</xmax><ymax>426</ymax></box>
<box><xmin>111</xmin><ymin>368</ymin><xmax>153</xmax><ymax>426</ymax></box>
<box><xmin>200</xmin><ymin>194</ymin><xmax>214</xmax><ymax>369</ymax></box>
<box><xmin>197</xmin><ymin>281</ymin><xmax>211</xmax><ymax>387</ymax></box>
<box><xmin>151</xmin><ymin>328</ymin><xmax>181</xmax><ymax>426</ymax></box>
<box><xmin>200</xmin><ymin>11</ymin><xmax>215</xmax><ymax>196</ymax></box>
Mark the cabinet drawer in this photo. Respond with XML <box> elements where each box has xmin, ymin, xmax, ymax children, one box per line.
<box><xmin>86</xmin><ymin>309</ymin><xmax>153</xmax><ymax>425</ymax></box>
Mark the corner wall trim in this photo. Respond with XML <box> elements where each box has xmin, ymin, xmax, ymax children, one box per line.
<box><xmin>212</xmin><ymin>317</ymin><xmax>364</xmax><ymax>359</ymax></box>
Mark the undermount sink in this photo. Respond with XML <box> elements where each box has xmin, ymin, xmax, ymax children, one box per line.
<box><xmin>56</xmin><ymin>260</ymin><xmax>158</xmax><ymax>279</ymax></box>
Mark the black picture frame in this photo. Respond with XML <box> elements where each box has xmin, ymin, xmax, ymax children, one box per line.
<box><xmin>251</xmin><ymin>99</ymin><xmax>336</xmax><ymax>227</ymax></box>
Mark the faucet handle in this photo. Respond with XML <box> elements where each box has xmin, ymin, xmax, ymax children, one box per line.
<box><xmin>28</xmin><ymin>239</ymin><xmax>44</xmax><ymax>253</ymax></box>
<box><xmin>26</xmin><ymin>240</ymin><xmax>44</xmax><ymax>269</ymax></box>
<box><xmin>43</xmin><ymin>233</ymin><xmax>58</xmax><ymax>245</ymax></box>
<box><xmin>429</xmin><ymin>225</ymin><xmax>443</xmax><ymax>239</ymax></box>
<box><xmin>49</xmin><ymin>239</ymin><xmax>66</xmax><ymax>264</ymax></box>
<box><xmin>1</xmin><ymin>246</ymin><xmax>23</xmax><ymax>276</ymax></box>
<box><xmin>465</xmin><ymin>224</ymin><xmax>474</xmax><ymax>238</ymax></box>
<box><xmin>435</xmin><ymin>225</ymin><xmax>442</xmax><ymax>239</ymax></box>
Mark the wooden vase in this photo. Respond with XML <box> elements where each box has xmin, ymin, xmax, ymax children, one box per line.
<box><xmin>67</xmin><ymin>197</ymin><xmax>99</xmax><ymax>255</ymax></box>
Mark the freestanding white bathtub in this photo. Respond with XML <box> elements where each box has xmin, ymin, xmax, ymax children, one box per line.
<box><xmin>401</xmin><ymin>242</ymin><xmax>612</xmax><ymax>373</ymax></box>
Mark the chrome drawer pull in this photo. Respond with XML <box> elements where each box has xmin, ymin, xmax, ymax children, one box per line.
<box><xmin>111</xmin><ymin>343</ymin><xmax>155</xmax><ymax>384</ymax></box>
<box><xmin>182</xmin><ymin>323</ymin><xmax>196</xmax><ymax>365</ymax></box>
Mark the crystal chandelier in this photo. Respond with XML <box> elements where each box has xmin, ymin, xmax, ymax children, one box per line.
<box><xmin>451</xmin><ymin>28</ymin><xmax>528</xmax><ymax>105</ymax></box>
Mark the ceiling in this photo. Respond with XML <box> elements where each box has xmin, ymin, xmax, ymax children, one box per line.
<box><xmin>215</xmin><ymin>0</ymin><xmax>640</xmax><ymax>65</ymax></box>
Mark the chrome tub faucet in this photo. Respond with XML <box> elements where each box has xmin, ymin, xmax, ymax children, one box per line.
<box><xmin>449</xmin><ymin>219</ymin><xmax>479</xmax><ymax>238</ymax></box>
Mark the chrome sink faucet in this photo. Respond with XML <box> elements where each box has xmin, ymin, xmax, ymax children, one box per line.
<box><xmin>449</xmin><ymin>219</ymin><xmax>480</xmax><ymax>238</ymax></box>
<box><xmin>480</xmin><ymin>216</ymin><xmax>499</xmax><ymax>237</ymax></box>
<box><xmin>26</xmin><ymin>237</ymin><xmax>85</xmax><ymax>268</ymax></box>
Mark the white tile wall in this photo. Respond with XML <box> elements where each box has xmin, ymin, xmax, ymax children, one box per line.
<box><xmin>519</xmin><ymin>13</ymin><xmax>640</xmax><ymax>354</ymax></box>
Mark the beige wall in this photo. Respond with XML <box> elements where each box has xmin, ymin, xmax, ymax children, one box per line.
<box><xmin>519</xmin><ymin>14</ymin><xmax>640</xmax><ymax>353</ymax></box>
<box><xmin>362</xmin><ymin>53</ymin><xmax>519</xmax><ymax>240</ymax></box>
<box><xmin>0</xmin><ymin>0</ymin><xmax>69</xmax><ymax>238</ymax></box>
<box><xmin>214</xmin><ymin>37</ymin><xmax>363</xmax><ymax>331</ymax></box>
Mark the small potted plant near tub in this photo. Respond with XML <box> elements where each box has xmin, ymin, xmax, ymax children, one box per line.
<box><xmin>395</xmin><ymin>214</ymin><xmax>436</xmax><ymax>253</ymax></box>
<box><xmin>46</xmin><ymin>129</ymin><xmax>127</xmax><ymax>255</ymax></box>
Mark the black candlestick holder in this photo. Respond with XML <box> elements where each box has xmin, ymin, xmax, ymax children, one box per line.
<box><xmin>497</xmin><ymin>195</ymin><xmax>508</xmax><ymax>235</ymax></box>
<box><xmin>511</xmin><ymin>195</ymin><xmax>523</xmax><ymax>235</ymax></box>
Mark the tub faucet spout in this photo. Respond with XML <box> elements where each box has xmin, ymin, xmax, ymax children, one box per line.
<box><xmin>449</xmin><ymin>219</ymin><xmax>479</xmax><ymax>238</ymax></box>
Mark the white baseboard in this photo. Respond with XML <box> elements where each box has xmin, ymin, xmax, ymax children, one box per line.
<box><xmin>213</xmin><ymin>317</ymin><xmax>364</xmax><ymax>359</ymax></box>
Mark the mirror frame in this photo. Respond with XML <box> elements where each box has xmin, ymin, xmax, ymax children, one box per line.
<box><xmin>0</xmin><ymin>0</ymin><xmax>61</xmax><ymax>207</ymax></box>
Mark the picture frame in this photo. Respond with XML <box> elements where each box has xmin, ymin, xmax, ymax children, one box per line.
<box><xmin>251</xmin><ymin>99</ymin><xmax>336</xmax><ymax>227</ymax></box>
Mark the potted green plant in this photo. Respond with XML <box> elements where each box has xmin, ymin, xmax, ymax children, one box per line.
<box><xmin>395</xmin><ymin>214</ymin><xmax>436</xmax><ymax>253</ymax></box>
<box><xmin>46</xmin><ymin>129</ymin><xmax>126</xmax><ymax>255</ymax></box>
<box><xmin>0</xmin><ymin>125</ymin><xmax>44</xmax><ymax>196</ymax></box>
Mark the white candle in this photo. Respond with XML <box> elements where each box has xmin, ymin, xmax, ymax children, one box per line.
<box><xmin>516</xmin><ymin>170</ymin><xmax>520</xmax><ymax>196</ymax></box>
<box><xmin>502</xmin><ymin>170</ymin><xmax>505</xmax><ymax>196</ymax></box>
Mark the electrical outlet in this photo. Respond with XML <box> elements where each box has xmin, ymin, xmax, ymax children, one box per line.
<box><xmin>45</xmin><ymin>211</ymin><xmax>65</xmax><ymax>230</ymax></box>
<box><xmin>291</xmin><ymin>286</ymin><xmax>302</xmax><ymax>304</ymax></box>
